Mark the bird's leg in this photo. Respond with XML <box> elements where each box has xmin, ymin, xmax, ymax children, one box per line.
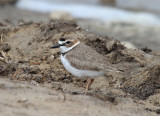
<box><xmin>85</xmin><ymin>77</ymin><xmax>94</xmax><ymax>95</ymax></box>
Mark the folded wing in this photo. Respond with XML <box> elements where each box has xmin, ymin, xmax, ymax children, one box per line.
<box><xmin>66</xmin><ymin>43</ymin><xmax>119</xmax><ymax>72</ymax></box>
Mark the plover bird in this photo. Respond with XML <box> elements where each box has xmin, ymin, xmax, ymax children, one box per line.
<box><xmin>51</xmin><ymin>37</ymin><xmax>122</xmax><ymax>94</ymax></box>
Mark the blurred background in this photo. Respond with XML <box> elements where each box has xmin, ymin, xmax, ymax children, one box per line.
<box><xmin>1</xmin><ymin>0</ymin><xmax>160</xmax><ymax>51</ymax></box>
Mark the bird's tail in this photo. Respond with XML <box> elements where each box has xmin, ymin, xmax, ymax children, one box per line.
<box><xmin>106</xmin><ymin>68</ymin><xmax>124</xmax><ymax>73</ymax></box>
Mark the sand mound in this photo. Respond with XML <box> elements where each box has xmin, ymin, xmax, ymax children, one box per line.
<box><xmin>0</xmin><ymin>21</ymin><xmax>160</xmax><ymax>115</ymax></box>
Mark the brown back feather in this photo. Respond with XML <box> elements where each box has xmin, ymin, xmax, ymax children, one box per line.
<box><xmin>65</xmin><ymin>43</ymin><xmax>118</xmax><ymax>71</ymax></box>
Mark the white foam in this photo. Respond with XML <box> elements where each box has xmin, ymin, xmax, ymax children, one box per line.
<box><xmin>16</xmin><ymin>0</ymin><xmax>160</xmax><ymax>26</ymax></box>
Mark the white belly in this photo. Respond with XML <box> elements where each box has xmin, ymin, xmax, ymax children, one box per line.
<box><xmin>60</xmin><ymin>55</ymin><xmax>104</xmax><ymax>78</ymax></box>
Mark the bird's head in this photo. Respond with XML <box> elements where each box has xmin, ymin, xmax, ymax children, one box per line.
<box><xmin>50</xmin><ymin>37</ymin><xmax>80</xmax><ymax>53</ymax></box>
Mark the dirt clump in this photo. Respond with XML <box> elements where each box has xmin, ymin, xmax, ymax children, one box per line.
<box><xmin>123</xmin><ymin>65</ymin><xmax>160</xmax><ymax>100</ymax></box>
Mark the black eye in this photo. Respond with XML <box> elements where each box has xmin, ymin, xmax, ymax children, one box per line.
<box><xmin>59</xmin><ymin>38</ymin><xmax>66</xmax><ymax>41</ymax></box>
<box><xmin>66</xmin><ymin>41</ymin><xmax>71</xmax><ymax>44</ymax></box>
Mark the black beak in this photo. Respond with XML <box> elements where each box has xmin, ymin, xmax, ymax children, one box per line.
<box><xmin>50</xmin><ymin>44</ymin><xmax>60</xmax><ymax>49</ymax></box>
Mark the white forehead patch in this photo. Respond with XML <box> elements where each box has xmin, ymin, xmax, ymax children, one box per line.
<box><xmin>58</xmin><ymin>40</ymin><xmax>66</xmax><ymax>45</ymax></box>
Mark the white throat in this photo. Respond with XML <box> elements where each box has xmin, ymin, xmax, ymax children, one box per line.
<box><xmin>59</xmin><ymin>41</ymin><xmax>80</xmax><ymax>53</ymax></box>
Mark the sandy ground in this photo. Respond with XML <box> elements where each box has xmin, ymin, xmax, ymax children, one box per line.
<box><xmin>1</xmin><ymin>78</ymin><xmax>157</xmax><ymax>116</ymax></box>
<box><xmin>0</xmin><ymin>5</ymin><xmax>160</xmax><ymax>116</ymax></box>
